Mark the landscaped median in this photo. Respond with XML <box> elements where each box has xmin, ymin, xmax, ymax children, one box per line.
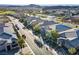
<box><xmin>12</xmin><ymin>23</ymin><xmax>25</xmax><ymax>49</ymax></box>
<box><xmin>12</xmin><ymin>23</ymin><xmax>33</xmax><ymax>55</ymax></box>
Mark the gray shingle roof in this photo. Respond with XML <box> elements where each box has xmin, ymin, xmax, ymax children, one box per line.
<box><xmin>59</xmin><ymin>29</ymin><xmax>79</xmax><ymax>48</ymax></box>
<box><xmin>0</xmin><ymin>22</ymin><xmax>17</xmax><ymax>44</ymax></box>
<box><xmin>40</xmin><ymin>20</ymin><xmax>56</xmax><ymax>27</ymax></box>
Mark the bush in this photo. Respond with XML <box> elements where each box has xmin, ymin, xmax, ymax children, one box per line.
<box><xmin>22</xmin><ymin>35</ymin><xmax>26</xmax><ymax>39</ymax></box>
<box><xmin>68</xmin><ymin>48</ymin><xmax>77</xmax><ymax>54</ymax></box>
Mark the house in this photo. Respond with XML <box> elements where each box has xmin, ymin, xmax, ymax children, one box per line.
<box><xmin>58</xmin><ymin>28</ymin><xmax>79</xmax><ymax>49</ymax></box>
<box><xmin>25</xmin><ymin>16</ymin><xmax>42</xmax><ymax>26</ymax></box>
<box><xmin>62</xmin><ymin>15</ymin><xmax>79</xmax><ymax>24</ymax></box>
<box><xmin>0</xmin><ymin>16</ymin><xmax>9</xmax><ymax>23</ymax></box>
<box><xmin>71</xmin><ymin>15</ymin><xmax>79</xmax><ymax>24</ymax></box>
<box><xmin>47</xmin><ymin>24</ymin><xmax>71</xmax><ymax>32</ymax></box>
<box><xmin>39</xmin><ymin>20</ymin><xmax>56</xmax><ymax>37</ymax></box>
<box><xmin>40</xmin><ymin>23</ymin><xmax>71</xmax><ymax>36</ymax></box>
<box><xmin>0</xmin><ymin>22</ymin><xmax>19</xmax><ymax>52</ymax></box>
<box><xmin>47</xmin><ymin>16</ymin><xmax>56</xmax><ymax>20</ymax></box>
<box><xmin>40</xmin><ymin>20</ymin><xmax>56</xmax><ymax>27</ymax></box>
<box><xmin>62</xmin><ymin>17</ymin><xmax>71</xmax><ymax>23</ymax></box>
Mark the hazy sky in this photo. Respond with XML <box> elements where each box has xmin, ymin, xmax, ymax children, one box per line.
<box><xmin>0</xmin><ymin>0</ymin><xmax>79</xmax><ymax>5</ymax></box>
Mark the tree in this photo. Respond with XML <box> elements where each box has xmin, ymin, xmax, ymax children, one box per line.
<box><xmin>68</xmin><ymin>48</ymin><xmax>77</xmax><ymax>54</ymax></box>
<box><xmin>33</xmin><ymin>25</ymin><xmax>40</xmax><ymax>35</ymax></box>
<box><xmin>18</xmin><ymin>38</ymin><xmax>25</xmax><ymax>48</ymax></box>
<box><xmin>22</xmin><ymin>35</ymin><xmax>26</xmax><ymax>39</ymax></box>
<box><xmin>43</xmin><ymin>10</ymin><xmax>49</xmax><ymax>15</ymax></box>
<box><xmin>76</xmin><ymin>25</ymin><xmax>78</xmax><ymax>28</ymax></box>
<box><xmin>13</xmin><ymin>24</ymin><xmax>25</xmax><ymax>48</ymax></box>
<box><xmin>19</xmin><ymin>18</ymin><xmax>25</xmax><ymax>23</ymax></box>
<box><xmin>23</xmin><ymin>20</ymin><xmax>27</xmax><ymax>26</ymax></box>
<box><xmin>18</xmin><ymin>37</ymin><xmax>25</xmax><ymax>54</ymax></box>
<box><xmin>45</xmin><ymin>31</ymin><xmax>52</xmax><ymax>39</ymax></box>
<box><xmin>50</xmin><ymin>30</ymin><xmax>59</xmax><ymax>42</ymax></box>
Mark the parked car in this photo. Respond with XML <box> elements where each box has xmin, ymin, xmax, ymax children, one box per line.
<box><xmin>34</xmin><ymin>39</ymin><xmax>43</xmax><ymax>48</ymax></box>
<box><xmin>23</xmin><ymin>27</ymin><xmax>26</xmax><ymax>29</ymax></box>
<box><xmin>15</xmin><ymin>25</ymin><xmax>19</xmax><ymax>30</ymax></box>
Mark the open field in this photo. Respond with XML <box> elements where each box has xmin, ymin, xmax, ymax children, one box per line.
<box><xmin>0</xmin><ymin>10</ymin><xmax>16</xmax><ymax>14</ymax></box>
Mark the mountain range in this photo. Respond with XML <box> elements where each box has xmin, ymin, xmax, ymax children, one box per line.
<box><xmin>0</xmin><ymin>4</ymin><xmax>79</xmax><ymax>9</ymax></box>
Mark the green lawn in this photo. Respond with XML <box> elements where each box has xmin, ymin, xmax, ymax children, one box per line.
<box><xmin>0</xmin><ymin>11</ymin><xmax>16</xmax><ymax>14</ymax></box>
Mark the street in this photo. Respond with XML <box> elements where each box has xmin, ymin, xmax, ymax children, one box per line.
<box><xmin>8</xmin><ymin>16</ymin><xmax>53</xmax><ymax>55</ymax></box>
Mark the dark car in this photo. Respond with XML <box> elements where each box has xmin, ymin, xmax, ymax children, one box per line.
<box><xmin>23</xmin><ymin>27</ymin><xmax>26</xmax><ymax>29</ymax></box>
<box><xmin>15</xmin><ymin>25</ymin><xmax>19</xmax><ymax>30</ymax></box>
<box><xmin>34</xmin><ymin>39</ymin><xmax>43</xmax><ymax>48</ymax></box>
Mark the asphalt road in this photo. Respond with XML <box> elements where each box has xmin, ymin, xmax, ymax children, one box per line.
<box><xmin>8</xmin><ymin>16</ymin><xmax>53</xmax><ymax>55</ymax></box>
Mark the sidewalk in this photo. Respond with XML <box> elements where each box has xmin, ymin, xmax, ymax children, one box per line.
<box><xmin>20</xmin><ymin>47</ymin><xmax>33</xmax><ymax>55</ymax></box>
<box><xmin>44</xmin><ymin>44</ymin><xmax>58</xmax><ymax>55</ymax></box>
